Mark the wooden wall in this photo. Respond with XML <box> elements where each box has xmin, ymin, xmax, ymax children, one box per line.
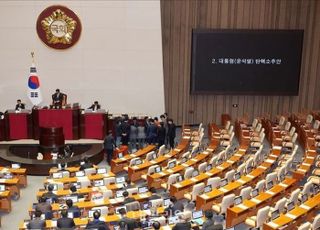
<box><xmin>160</xmin><ymin>0</ymin><xmax>320</xmax><ymax>125</ymax></box>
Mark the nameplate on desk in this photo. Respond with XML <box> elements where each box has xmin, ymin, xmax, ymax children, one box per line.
<box><xmin>182</xmin><ymin>136</ymin><xmax>189</xmax><ymax>139</ymax></box>
<box><xmin>306</xmin><ymin>156</ymin><xmax>315</xmax><ymax>159</ymax></box>
<box><xmin>217</xmin><ymin>166</ymin><xmax>224</xmax><ymax>170</ymax></box>
<box><xmin>308</xmin><ymin>149</ymin><xmax>316</xmax><ymax>153</ymax></box>
<box><xmin>279</xmin><ymin>183</ymin><xmax>288</xmax><ymax>188</ymax></box>
<box><xmin>167</xmin><ymin>169</ymin><xmax>173</xmax><ymax>173</ymax></box>
<box><xmin>164</xmin><ymin>154</ymin><xmax>170</xmax><ymax>158</ymax></box>
<box><xmin>227</xmin><ymin>160</ymin><xmax>234</xmax><ymax>164</ymax></box>
<box><xmin>206</xmin><ymin>172</ymin><xmax>213</xmax><ymax>176</ymax></box>
<box><xmin>235</xmin><ymin>153</ymin><xmax>242</xmax><ymax>157</ymax></box>
<box><xmin>302</xmin><ymin>163</ymin><xmax>311</xmax><ymax>166</ymax></box>
<box><xmin>239</xmin><ymin>148</ymin><xmax>246</xmax><ymax>152</ymax></box>
<box><xmin>159</xmin><ymin>172</ymin><xmax>166</xmax><ymax>176</ymax></box>
<box><xmin>139</xmin><ymin>193</ymin><xmax>148</xmax><ymax>198</ymax></box>
<box><xmin>207</xmin><ymin>148</ymin><xmax>214</xmax><ymax>152</ymax></box>
<box><xmin>150</xmin><ymin>160</ymin><xmax>156</xmax><ymax>164</ymax></box>
<box><xmin>266</xmin><ymin>159</ymin><xmax>275</xmax><ymax>164</ymax></box>
<box><xmin>203</xmin><ymin>151</ymin><xmax>209</xmax><ymax>155</ymax></box>
<box><xmin>131</xmin><ymin>154</ymin><xmax>137</xmax><ymax>157</ymax></box>
<box><xmin>132</xmin><ymin>166</ymin><xmax>139</xmax><ymax>170</ymax></box>
<box><xmin>175</xmin><ymin>183</ymin><xmax>182</xmax><ymax>188</ymax></box>
<box><xmin>298</xmin><ymin>168</ymin><xmax>307</xmax><ymax>173</ymax></box>
<box><xmin>190</xmin><ymin>178</ymin><xmax>198</xmax><ymax>182</ymax></box>
<box><xmin>174</xmin><ymin>148</ymin><xmax>181</xmax><ymax>152</ymax></box>
<box><xmin>238</xmin><ymin>179</ymin><xmax>246</xmax><ymax>184</ymax></box>
<box><xmin>258</xmin><ymin>166</ymin><xmax>267</xmax><ymax>170</ymax></box>
<box><xmin>237</xmin><ymin>204</ymin><xmax>247</xmax><ymax>210</ymax></box>
<box><xmin>182</xmin><ymin>163</ymin><xmax>189</xmax><ymax>167</ymax></box>
<box><xmin>191</xmin><ymin>159</ymin><xmax>197</xmax><ymax>162</ymax></box>
<box><xmin>246</xmin><ymin>174</ymin><xmax>254</xmax><ymax>179</ymax></box>
<box><xmin>273</xmin><ymin>146</ymin><xmax>282</xmax><ymax>150</ymax></box>
<box><xmin>300</xmin><ymin>204</ymin><xmax>311</xmax><ymax>210</ymax></box>
<box><xmin>266</xmin><ymin>190</ymin><xmax>275</xmax><ymax>195</ymax></box>
<box><xmin>219</xmin><ymin>187</ymin><xmax>228</xmax><ymax>193</ymax></box>
<box><xmin>251</xmin><ymin>198</ymin><xmax>260</xmax><ymax>204</ymax></box>
<box><xmin>285</xmin><ymin>213</ymin><xmax>297</xmax><ymax>219</ymax></box>
<box><xmin>201</xmin><ymin>194</ymin><xmax>210</xmax><ymax>199</ymax></box>
<box><xmin>268</xmin><ymin>222</ymin><xmax>279</xmax><ymax>229</ymax></box>
<box><xmin>270</xmin><ymin>154</ymin><xmax>278</xmax><ymax>158</ymax></box>
<box><xmin>94</xmin><ymin>199</ymin><xmax>105</xmax><ymax>205</ymax></box>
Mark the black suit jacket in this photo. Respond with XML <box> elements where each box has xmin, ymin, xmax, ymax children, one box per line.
<box><xmin>88</xmin><ymin>104</ymin><xmax>101</xmax><ymax>111</ymax></box>
<box><xmin>57</xmin><ymin>217</ymin><xmax>75</xmax><ymax>228</ymax></box>
<box><xmin>52</xmin><ymin>93</ymin><xmax>63</xmax><ymax>103</ymax></box>
<box><xmin>15</xmin><ymin>103</ymin><xmax>25</xmax><ymax>110</ymax></box>
<box><xmin>172</xmin><ymin>222</ymin><xmax>192</xmax><ymax>230</ymax></box>
<box><xmin>80</xmin><ymin>162</ymin><xmax>94</xmax><ymax>171</ymax></box>
<box><xmin>85</xmin><ymin>220</ymin><xmax>109</xmax><ymax>230</ymax></box>
<box><xmin>123</xmin><ymin>197</ymin><xmax>136</xmax><ymax>205</ymax></box>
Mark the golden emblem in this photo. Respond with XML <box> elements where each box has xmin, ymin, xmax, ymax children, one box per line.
<box><xmin>41</xmin><ymin>9</ymin><xmax>77</xmax><ymax>45</ymax></box>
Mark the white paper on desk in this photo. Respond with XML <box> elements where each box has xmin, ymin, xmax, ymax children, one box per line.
<box><xmin>239</xmin><ymin>148</ymin><xmax>246</xmax><ymax>151</ymax></box>
<box><xmin>94</xmin><ymin>199</ymin><xmax>105</xmax><ymax>205</ymax></box>
<box><xmin>279</xmin><ymin>183</ymin><xmax>288</xmax><ymax>188</ymax></box>
<box><xmin>227</xmin><ymin>160</ymin><xmax>234</xmax><ymax>164</ymax></box>
<box><xmin>251</xmin><ymin>198</ymin><xmax>260</xmax><ymax>204</ymax></box>
<box><xmin>302</xmin><ymin>163</ymin><xmax>311</xmax><ymax>166</ymax></box>
<box><xmin>298</xmin><ymin>168</ymin><xmax>307</xmax><ymax>172</ymax></box>
<box><xmin>237</xmin><ymin>204</ymin><xmax>247</xmax><ymax>209</ymax></box>
<box><xmin>162</xmin><ymin>226</ymin><xmax>172</xmax><ymax>230</ymax></box>
<box><xmin>190</xmin><ymin>178</ymin><xmax>198</xmax><ymax>182</ymax></box>
<box><xmin>150</xmin><ymin>160</ymin><xmax>156</xmax><ymax>164</ymax></box>
<box><xmin>217</xmin><ymin>166</ymin><xmax>224</xmax><ymax>170</ymax></box>
<box><xmin>300</xmin><ymin>204</ymin><xmax>311</xmax><ymax>210</ymax></box>
<box><xmin>268</xmin><ymin>222</ymin><xmax>279</xmax><ymax>229</ymax></box>
<box><xmin>191</xmin><ymin>159</ymin><xmax>197</xmax><ymax>162</ymax></box>
<box><xmin>235</xmin><ymin>153</ymin><xmax>242</xmax><ymax>157</ymax></box>
<box><xmin>270</xmin><ymin>154</ymin><xmax>278</xmax><ymax>158</ymax></box>
<box><xmin>219</xmin><ymin>188</ymin><xmax>228</xmax><ymax>193</ymax></box>
<box><xmin>77</xmin><ymin>176</ymin><xmax>89</xmax><ymax>181</ymax></box>
<box><xmin>182</xmin><ymin>163</ymin><xmax>189</xmax><ymax>167</ymax></box>
<box><xmin>307</xmin><ymin>156</ymin><xmax>314</xmax><ymax>159</ymax></box>
<box><xmin>99</xmin><ymin>217</ymin><xmax>106</xmax><ymax>221</ymax></box>
<box><xmin>0</xmin><ymin>179</ymin><xmax>6</xmax><ymax>183</ymax></box>
<box><xmin>174</xmin><ymin>148</ymin><xmax>181</xmax><ymax>152</ymax></box>
<box><xmin>246</xmin><ymin>175</ymin><xmax>254</xmax><ymax>179</ymax></box>
<box><xmin>144</xmin><ymin>210</ymin><xmax>151</xmax><ymax>216</ymax></box>
<box><xmin>258</xmin><ymin>166</ymin><xmax>267</xmax><ymax>170</ymax></box>
<box><xmin>47</xmin><ymin>179</ymin><xmax>54</xmax><ymax>183</ymax></box>
<box><xmin>238</xmin><ymin>179</ymin><xmax>245</xmax><ymax>184</ymax></box>
<box><xmin>109</xmin><ymin>199</ymin><xmax>117</xmax><ymax>204</ymax></box>
<box><xmin>206</xmin><ymin>172</ymin><xmax>213</xmax><ymax>176</ymax></box>
<box><xmin>131</xmin><ymin>154</ymin><xmax>136</xmax><ymax>157</ymax></box>
<box><xmin>285</xmin><ymin>213</ymin><xmax>297</xmax><ymax>219</ymax></box>
<box><xmin>266</xmin><ymin>191</ymin><xmax>275</xmax><ymax>195</ymax></box>
<box><xmin>159</xmin><ymin>172</ymin><xmax>166</xmax><ymax>176</ymax></box>
<box><xmin>273</xmin><ymin>146</ymin><xmax>282</xmax><ymax>150</ymax></box>
<box><xmin>167</xmin><ymin>169</ymin><xmax>173</xmax><ymax>173</ymax></box>
<box><xmin>175</xmin><ymin>183</ymin><xmax>182</xmax><ymax>188</ymax></box>
<box><xmin>266</xmin><ymin>159</ymin><xmax>275</xmax><ymax>164</ymax></box>
<box><xmin>51</xmin><ymin>220</ymin><xmax>57</xmax><ymax>227</ymax></box>
<box><xmin>164</xmin><ymin>154</ymin><xmax>170</xmax><ymax>158</ymax></box>
<box><xmin>139</xmin><ymin>193</ymin><xmax>148</xmax><ymax>198</ymax></box>
<box><xmin>201</xmin><ymin>194</ymin><xmax>210</xmax><ymax>199</ymax></box>
<box><xmin>207</xmin><ymin>148</ymin><xmax>214</xmax><ymax>152</ymax></box>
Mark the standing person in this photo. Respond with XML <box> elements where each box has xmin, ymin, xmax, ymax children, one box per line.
<box><xmin>154</xmin><ymin>117</ymin><xmax>160</xmax><ymax>127</ymax></box>
<box><xmin>104</xmin><ymin>130</ymin><xmax>115</xmax><ymax>164</ymax></box>
<box><xmin>129</xmin><ymin>118</ymin><xmax>138</xmax><ymax>151</ymax></box>
<box><xmin>167</xmin><ymin>119</ymin><xmax>176</xmax><ymax>149</ymax></box>
<box><xmin>120</xmin><ymin>119</ymin><xmax>130</xmax><ymax>146</ymax></box>
<box><xmin>160</xmin><ymin>114</ymin><xmax>168</xmax><ymax>146</ymax></box>
<box><xmin>147</xmin><ymin>119</ymin><xmax>158</xmax><ymax>145</ymax></box>
<box><xmin>157</xmin><ymin>122</ymin><xmax>166</xmax><ymax>147</ymax></box>
<box><xmin>115</xmin><ymin>119</ymin><xmax>122</xmax><ymax>147</ymax></box>
<box><xmin>137</xmin><ymin>122</ymin><xmax>146</xmax><ymax>149</ymax></box>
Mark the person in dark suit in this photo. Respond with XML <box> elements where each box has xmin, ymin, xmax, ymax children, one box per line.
<box><xmin>52</xmin><ymin>89</ymin><xmax>65</xmax><ymax>108</ymax></box>
<box><xmin>85</xmin><ymin>210</ymin><xmax>109</xmax><ymax>230</ymax></box>
<box><xmin>66</xmin><ymin>199</ymin><xmax>81</xmax><ymax>218</ymax></box>
<box><xmin>201</xmin><ymin>210</ymin><xmax>223</xmax><ymax>230</ymax></box>
<box><xmin>27</xmin><ymin>210</ymin><xmax>46</xmax><ymax>229</ymax></box>
<box><xmin>165</xmin><ymin>196</ymin><xmax>184</xmax><ymax>216</ymax></box>
<box><xmin>167</xmin><ymin>119</ymin><xmax>176</xmax><ymax>149</ymax></box>
<box><xmin>147</xmin><ymin>119</ymin><xmax>158</xmax><ymax>144</ymax></box>
<box><xmin>122</xmin><ymin>191</ymin><xmax>136</xmax><ymax>205</ymax></box>
<box><xmin>172</xmin><ymin>214</ymin><xmax>191</xmax><ymax>230</ymax></box>
<box><xmin>157</xmin><ymin>122</ymin><xmax>166</xmax><ymax>147</ymax></box>
<box><xmin>57</xmin><ymin>209</ymin><xmax>75</xmax><ymax>229</ymax></box>
<box><xmin>69</xmin><ymin>185</ymin><xmax>84</xmax><ymax>199</ymax></box>
<box><xmin>15</xmin><ymin>99</ymin><xmax>25</xmax><ymax>110</ymax></box>
<box><xmin>148</xmin><ymin>187</ymin><xmax>161</xmax><ymax>201</ymax></box>
<box><xmin>42</xmin><ymin>184</ymin><xmax>58</xmax><ymax>203</ymax></box>
<box><xmin>118</xmin><ymin>208</ymin><xmax>138</xmax><ymax>230</ymax></box>
<box><xmin>152</xmin><ymin>221</ymin><xmax>161</xmax><ymax>230</ymax></box>
<box><xmin>88</xmin><ymin>101</ymin><xmax>101</xmax><ymax>111</ymax></box>
<box><xmin>120</xmin><ymin>119</ymin><xmax>130</xmax><ymax>146</ymax></box>
<box><xmin>80</xmin><ymin>157</ymin><xmax>93</xmax><ymax>171</ymax></box>
<box><xmin>104</xmin><ymin>130</ymin><xmax>115</xmax><ymax>164</ymax></box>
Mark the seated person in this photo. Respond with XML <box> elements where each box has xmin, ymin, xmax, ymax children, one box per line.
<box><xmin>70</xmin><ymin>185</ymin><xmax>84</xmax><ymax>199</ymax></box>
<box><xmin>80</xmin><ymin>157</ymin><xmax>94</xmax><ymax>171</ymax></box>
<box><xmin>88</xmin><ymin>101</ymin><xmax>101</xmax><ymax>111</ymax></box>
<box><xmin>57</xmin><ymin>163</ymin><xmax>67</xmax><ymax>172</ymax></box>
<box><xmin>118</xmin><ymin>221</ymin><xmax>127</xmax><ymax>230</ymax></box>
<box><xmin>42</xmin><ymin>184</ymin><xmax>58</xmax><ymax>203</ymax></box>
<box><xmin>35</xmin><ymin>197</ymin><xmax>52</xmax><ymax>220</ymax></box>
<box><xmin>165</xmin><ymin>196</ymin><xmax>184</xmax><ymax>216</ymax></box>
<box><xmin>15</xmin><ymin>99</ymin><xmax>25</xmax><ymax>110</ymax></box>
<box><xmin>118</xmin><ymin>208</ymin><xmax>138</xmax><ymax>230</ymax></box>
<box><xmin>52</xmin><ymin>88</ymin><xmax>66</xmax><ymax>108</ymax></box>
<box><xmin>172</xmin><ymin>214</ymin><xmax>191</xmax><ymax>230</ymax></box>
<box><xmin>66</xmin><ymin>199</ymin><xmax>81</xmax><ymax>218</ymax></box>
<box><xmin>122</xmin><ymin>191</ymin><xmax>136</xmax><ymax>205</ymax></box>
<box><xmin>201</xmin><ymin>210</ymin><xmax>223</xmax><ymax>230</ymax></box>
<box><xmin>85</xmin><ymin>210</ymin><xmax>109</xmax><ymax>230</ymax></box>
<box><xmin>152</xmin><ymin>221</ymin><xmax>161</xmax><ymax>230</ymax></box>
<box><xmin>27</xmin><ymin>210</ymin><xmax>46</xmax><ymax>229</ymax></box>
<box><xmin>148</xmin><ymin>187</ymin><xmax>161</xmax><ymax>201</ymax></box>
<box><xmin>57</xmin><ymin>209</ymin><xmax>75</xmax><ymax>229</ymax></box>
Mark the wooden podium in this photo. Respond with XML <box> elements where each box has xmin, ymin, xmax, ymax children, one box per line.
<box><xmin>39</xmin><ymin>127</ymin><xmax>65</xmax><ymax>159</ymax></box>
<box><xmin>5</xmin><ymin>110</ymin><xmax>33</xmax><ymax>140</ymax></box>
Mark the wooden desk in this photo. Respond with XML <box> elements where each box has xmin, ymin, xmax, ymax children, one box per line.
<box><xmin>0</xmin><ymin>191</ymin><xmax>11</xmax><ymax>212</ymax></box>
<box><xmin>110</xmin><ymin>145</ymin><xmax>156</xmax><ymax>174</ymax></box>
<box><xmin>226</xmin><ymin>177</ymin><xmax>296</xmax><ymax>228</ymax></box>
<box><xmin>263</xmin><ymin>192</ymin><xmax>320</xmax><ymax>230</ymax></box>
<box><xmin>170</xmin><ymin>148</ymin><xmax>246</xmax><ymax>199</ymax></box>
<box><xmin>44</xmin><ymin>172</ymin><xmax>115</xmax><ymax>185</ymax></box>
<box><xmin>292</xmin><ymin>150</ymin><xmax>316</xmax><ymax>181</ymax></box>
<box><xmin>0</xmin><ymin>167</ymin><xmax>27</xmax><ymax>187</ymax></box>
<box><xmin>0</xmin><ymin>177</ymin><xmax>20</xmax><ymax>198</ymax></box>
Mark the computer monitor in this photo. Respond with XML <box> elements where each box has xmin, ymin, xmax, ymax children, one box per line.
<box><xmin>234</xmin><ymin>196</ymin><xmax>243</xmax><ymax>205</ymax></box>
<box><xmin>217</xmin><ymin>159</ymin><xmax>223</xmax><ymax>165</ymax></box>
<box><xmin>220</xmin><ymin>178</ymin><xmax>228</xmax><ymax>187</ymax></box>
<box><xmin>176</xmin><ymin>175</ymin><xmax>183</xmax><ymax>182</ymax></box>
<box><xmin>271</xmin><ymin>210</ymin><xmax>280</xmax><ymax>220</ymax></box>
<box><xmin>118</xmin><ymin>152</ymin><xmax>123</xmax><ymax>158</ymax></box>
<box><xmin>72</xmin><ymin>182</ymin><xmax>81</xmax><ymax>189</ymax></box>
<box><xmin>279</xmin><ymin>174</ymin><xmax>285</xmax><ymax>182</ymax></box>
<box><xmin>192</xmin><ymin>170</ymin><xmax>199</xmax><ymax>177</ymax></box>
<box><xmin>135</xmin><ymin>159</ymin><xmax>142</xmax><ymax>165</ymax></box>
<box><xmin>163</xmin><ymin>198</ymin><xmax>170</xmax><ymax>207</ymax></box>
<box><xmin>11</xmin><ymin>163</ymin><xmax>20</xmax><ymax>169</ymax></box>
<box><xmin>234</xmin><ymin>172</ymin><xmax>241</xmax><ymax>180</ymax></box>
<box><xmin>181</xmin><ymin>157</ymin><xmax>188</xmax><ymax>164</ymax></box>
<box><xmin>192</xmin><ymin>210</ymin><xmax>203</xmax><ymax>219</ymax></box>
<box><xmin>155</xmin><ymin>166</ymin><xmax>161</xmax><ymax>173</ymax></box>
<box><xmin>152</xmin><ymin>153</ymin><xmax>157</xmax><ymax>160</ymax></box>
<box><xmin>300</xmin><ymin>193</ymin><xmax>308</xmax><ymax>203</ymax></box>
<box><xmin>246</xmin><ymin>166</ymin><xmax>253</xmax><ymax>173</ymax></box>
<box><xmin>266</xmin><ymin>180</ymin><xmax>274</xmax><ymax>190</ymax></box>
<box><xmin>52</xmin><ymin>172</ymin><xmax>63</xmax><ymax>179</ymax></box>
<box><xmin>0</xmin><ymin>185</ymin><xmax>5</xmax><ymax>192</ymax></box>
<box><xmin>52</xmin><ymin>184</ymin><xmax>58</xmax><ymax>191</ymax></box>
<box><xmin>115</xmin><ymin>206</ymin><xmax>126</xmax><ymax>214</ymax></box>
<box><xmin>116</xmin><ymin>190</ymin><xmax>124</xmax><ymax>198</ymax></box>
<box><xmin>168</xmin><ymin>161</ymin><xmax>176</xmax><ymax>169</ymax></box>
<box><xmin>97</xmin><ymin>168</ymin><xmax>107</xmax><ymax>174</ymax></box>
<box><xmin>168</xmin><ymin>216</ymin><xmax>179</xmax><ymax>225</ymax></box>
<box><xmin>75</xmin><ymin>171</ymin><xmax>85</xmax><ymax>177</ymax></box>
<box><xmin>116</xmin><ymin>177</ymin><xmax>125</xmax><ymax>184</ymax></box>
<box><xmin>65</xmin><ymin>195</ymin><xmax>78</xmax><ymax>203</ymax></box>
<box><xmin>251</xmin><ymin>188</ymin><xmax>259</xmax><ymax>198</ymax></box>
<box><xmin>138</xmin><ymin>186</ymin><xmax>148</xmax><ymax>194</ymax></box>
<box><xmin>141</xmin><ymin>202</ymin><xmax>150</xmax><ymax>210</ymax></box>
<box><xmin>94</xmin><ymin>180</ymin><xmax>104</xmax><ymax>187</ymax></box>
<box><xmin>88</xmin><ymin>209</ymin><xmax>101</xmax><ymax>218</ymax></box>
<box><xmin>204</xmin><ymin>185</ymin><xmax>212</xmax><ymax>193</ymax></box>
<box><xmin>313</xmin><ymin>184</ymin><xmax>320</xmax><ymax>195</ymax></box>
<box><xmin>206</xmin><ymin>164</ymin><xmax>212</xmax><ymax>171</ymax></box>
<box><xmin>287</xmin><ymin>201</ymin><xmax>295</xmax><ymax>211</ymax></box>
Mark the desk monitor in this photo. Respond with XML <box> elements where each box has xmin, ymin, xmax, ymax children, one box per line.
<box><xmin>52</xmin><ymin>172</ymin><xmax>63</xmax><ymax>179</ymax></box>
<box><xmin>251</xmin><ymin>188</ymin><xmax>259</xmax><ymax>198</ymax></box>
<box><xmin>313</xmin><ymin>184</ymin><xmax>320</xmax><ymax>195</ymax></box>
<box><xmin>168</xmin><ymin>161</ymin><xmax>176</xmax><ymax>169</ymax></box>
<box><xmin>176</xmin><ymin>175</ymin><xmax>183</xmax><ymax>182</ymax></box>
<box><xmin>154</xmin><ymin>166</ymin><xmax>161</xmax><ymax>173</ymax></box>
<box><xmin>52</xmin><ymin>184</ymin><xmax>58</xmax><ymax>191</ymax></box>
<box><xmin>65</xmin><ymin>195</ymin><xmax>78</xmax><ymax>203</ymax></box>
<box><xmin>192</xmin><ymin>210</ymin><xmax>203</xmax><ymax>219</ymax></box>
<box><xmin>300</xmin><ymin>193</ymin><xmax>308</xmax><ymax>203</ymax></box>
<box><xmin>220</xmin><ymin>178</ymin><xmax>228</xmax><ymax>187</ymax></box>
<box><xmin>287</xmin><ymin>201</ymin><xmax>295</xmax><ymax>211</ymax></box>
<box><xmin>11</xmin><ymin>163</ymin><xmax>20</xmax><ymax>169</ymax></box>
<box><xmin>116</xmin><ymin>177</ymin><xmax>125</xmax><ymax>184</ymax></box>
<box><xmin>118</xmin><ymin>152</ymin><xmax>123</xmax><ymax>158</ymax></box>
<box><xmin>279</xmin><ymin>174</ymin><xmax>285</xmax><ymax>182</ymax></box>
<box><xmin>266</xmin><ymin>180</ymin><xmax>274</xmax><ymax>190</ymax></box>
<box><xmin>135</xmin><ymin>159</ymin><xmax>142</xmax><ymax>165</ymax></box>
<box><xmin>163</xmin><ymin>198</ymin><xmax>170</xmax><ymax>207</ymax></box>
<box><xmin>181</xmin><ymin>157</ymin><xmax>188</xmax><ymax>164</ymax></box>
<box><xmin>138</xmin><ymin>186</ymin><xmax>148</xmax><ymax>194</ymax></box>
<box><xmin>192</xmin><ymin>170</ymin><xmax>199</xmax><ymax>177</ymax></box>
<box><xmin>75</xmin><ymin>171</ymin><xmax>85</xmax><ymax>177</ymax></box>
<box><xmin>116</xmin><ymin>190</ymin><xmax>124</xmax><ymax>198</ymax></box>
<box><xmin>234</xmin><ymin>196</ymin><xmax>243</xmax><ymax>205</ymax></box>
<box><xmin>217</xmin><ymin>159</ymin><xmax>223</xmax><ymax>165</ymax></box>
<box><xmin>152</xmin><ymin>153</ymin><xmax>157</xmax><ymax>160</ymax></box>
<box><xmin>234</xmin><ymin>172</ymin><xmax>241</xmax><ymax>180</ymax></box>
<box><xmin>72</xmin><ymin>182</ymin><xmax>81</xmax><ymax>189</ymax></box>
<box><xmin>271</xmin><ymin>210</ymin><xmax>280</xmax><ymax>220</ymax></box>
<box><xmin>115</xmin><ymin>206</ymin><xmax>126</xmax><ymax>214</ymax></box>
<box><xmin>206</xmin><ymin>164</ymin><xmax>212</xmax><ymax>171</ymax></box>
<box><xmin>141</xmin><ymin>202</ymin><xmax>150</xmax><ymax>210</ymax></box>
<box><xmin>94</xmin><ymin>180</ymin><xmax>104</xmax><ymax>187</ymax></box>
<box><xmin>97</xmin><ymin>168</ymin><xmax>107</xmax><ymax>174</ymax></box>
<box><xmin>0</xmin><ymin>185</ymin><xmax>5</xmax><ymax>192</ymax></box>
<box><xmin>168</xmin><ymin>216</ymin><xmax>179</xmax><ymax>225</ymax></box>
<box><xmin>204</xmin><ymin>185</ymin><xmax>212</xmax><ymax>193</ymax></box>
<box><xmin>246</xmin><ymin>166</ymin><xmax>253</xmax><ymax>174</ymax></box>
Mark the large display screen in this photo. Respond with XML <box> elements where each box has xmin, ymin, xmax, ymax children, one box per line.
<box><xmin>191</xmin><ymin>29</ymin><xmax>304</xmax><ymax>95</ymax></box>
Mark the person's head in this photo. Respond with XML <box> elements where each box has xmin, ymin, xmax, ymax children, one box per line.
<box><xmin>108</xmin><ymin>130</ymin><xmax>113</xmax><ymax>136</ymax></box>
<box><xmin>160</xmin><ymin>114</ymin><xmax>165</xmax><ymax>120</ymax></box>
<box><xmin>47</xmin><ymin>184</ymin><xmax>54</xmax><ymax>192</ymax></box>
<box><xmin>154</xmin><ymin>117</ymin><xmax>158</xmax><ymax>121</ymax></box>
<box><xmin>168</xmin><ymin>119</ymin><xmax>173</xmax><ymax>124</ymax></box>
<box><xmin>118</xmin><ymin>208</ymin><xmax>127</xmax><ymax>216</ymax></box>
<box><xmin>60</xmin><ymin>163</ymin><xmax>66</xmax><ymax>169</ymax></box>
<box><xmin>70</xmin><ymin>185</ymin><xmax>77</xmax><ymax>193</ymax></box>
<box><xmin>119</xmin><ymin>221</ymin><xmax>127</xmax><ymax>229</ymax></box>
<box><xmin>152</xmin><ymin>221</ymin><xmax>161</xmax><ymax>230</ymax></box>
<box><xmin>83</xmin><ymin>157</ymin><xmax>89</xmax><ymax>164</ymax></box>
<box><xmin>122</xmin><ymin>191</ymin><xmax>129</xmax><ymax>198</ymax></box>
<box><xmin>149</xmin><ymin>187</ymin><xmax>157</xmax><ymax>194</ymax></box>
<box><xmin>34</xmin><ymin>210</ymin><xmax>42</xmax><ymax>218</ymax></box>
<box><xmin>39</xmin><ymin>197</ymin><xmax>46</xmax><ymax>203</ymax></box>
<box><xmin>56</xmin><ymin>89</ymin><xmax>60</xmax><ymax>93</ymax></box>
<box><xmin>170</xmin><ymin>196</ymin><xmax>177</xmax><ymax>204</ymax></box>
<box><xmin>94</xmin><ymin>101</ymin><xmax>98</xmax><ymax>105</ymax></box>
<box><xmin>178</xmin><ymin>213</ymin><xmax>190</xmax><ymax>223</ymax></box>
<box><xmin>66</xmin><ymin>199</ymin><xmax>73</xmax><ymax>208</ymax></box>
<box><xmin>160</xmin><ymin>122</ymin><xmax>164</xmax><ymax>127</ymax></box>
<box><xmin>149</xmin><ymin>118</ymin><xmax>154</xmax><ymax>123</ymax></box>
<box><xmin>164</xmin><ymin>113</ymin><xmax>168</xmax><ymax>118</ymax></box>
<box><xmin>93</xmin><ymin>210</ymin><xmax>101</xmax><ymax>220</ymax></box>
<box><xmin>17</xmin><ymin>99</ymin><xmax>21</xmax><ymax>104</ymax></box>
<box><xmin>205</xmin><ymin>210</ymin><xmax>214</xmax><ymax>220</ymax></box>
<box><xmin>61</xmin><ymin>209</ymin><xmax>68</xmax><ymax>218</ymax></box>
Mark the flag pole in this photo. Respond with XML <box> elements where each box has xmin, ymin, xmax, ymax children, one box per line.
<box><xmin>31</xmin><ymin>51</ymin><xmax>35</xmax><ymax>63</ymax></box>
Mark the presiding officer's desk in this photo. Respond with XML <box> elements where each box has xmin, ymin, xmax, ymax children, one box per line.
<box><xmin>110</xmin><ymin>145</ymin><xmax>156</xmax><ymax>174</ymax></box>
<box><xmin>80</xmin><ymin>109</ymin><xmax>107</xmax><ymax>139</ymax></box>
<box><xmin>263</xmin><ymin>192</ymin><xmax>320</xmax><ymax>230</ymax></box>
<box><xmin>170</xmin><ymin>148</ymin><xmax>246</xmax><ymax>199</ymax></box>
